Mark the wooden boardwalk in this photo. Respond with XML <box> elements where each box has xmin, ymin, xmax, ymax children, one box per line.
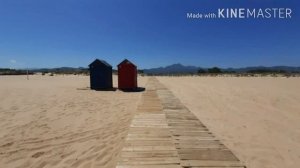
<box><xmin>116</xmin><ymin>77</ymin><xmax>246</xmax><ymax>168</ymax></box>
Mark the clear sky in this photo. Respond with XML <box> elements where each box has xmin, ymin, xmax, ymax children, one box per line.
<box><xmin>0</xmin><ymin>0</ymin><xmax>299</xmax><ymax>69</ymax></box>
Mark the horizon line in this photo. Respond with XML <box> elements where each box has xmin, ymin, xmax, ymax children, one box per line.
<box><xmin>2</xmin><ymin>64</ymin><xmax>300</xmax><ymax>70</ymax></box>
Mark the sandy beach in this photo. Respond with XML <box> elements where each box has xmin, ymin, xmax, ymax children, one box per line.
<box><xmin>1</xmin><ymin>75</ymin><xmax>300</xmax><ymax>168</ymax></box>
<box><xmin>158</xmin><ymin>76</ymin><xmax>300</xmax><ymax>168</ymax></box>
<box><xmin>0</xmin><ymin>75</ymin><xmax>147</xmax><ymax>168</ymax></box>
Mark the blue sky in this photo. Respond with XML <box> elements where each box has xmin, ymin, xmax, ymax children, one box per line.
<box><xmin>0</xmin><ymin>0</ymin><xmax>299</xmax><ymax>69</ymax></box>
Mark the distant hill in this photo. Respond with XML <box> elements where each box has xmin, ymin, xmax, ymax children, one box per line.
<box><xmin>144</xmin><ymin>64</ymin><xmax>300</xmax><ymax>75</ymax></box>
<box><xmin>29</xmin><ymin>67</ymin><xmax>117</xmax><ymax>74</ymax></box>
<box><xmin>224</xmin><ymin>66</ymin><xmax>300</xmax><ymax>73</ymax></box>
<box><xmin>144</xmin><ymin>64</ymin><xmax>198</xmax><ymax>74</ymax></box>
<box><xmin>30</xmin><ymin>67</ymin><xmax>89</xmax><ymax>74</ymax></box>
<box><xmin>0</xmin><ymin>68</ymin><xmax>33</xmax><ymax>75</ymax></box>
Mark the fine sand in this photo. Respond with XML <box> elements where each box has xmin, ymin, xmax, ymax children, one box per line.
<box><xmin>158</xmin><ymin>76</ymin><xmax>300</xmax><ymax>168</ymax></box>
<box><xmin>1</xmin><ymin>75</ymin><xmax>300</xmax><ymax>168</ymax></box>
<box><xmin>0</xmin><ymin>75</ymin><xmax>147</xmax><ymax>168</ymax></box>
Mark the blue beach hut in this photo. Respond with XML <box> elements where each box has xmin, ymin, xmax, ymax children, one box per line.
<box><xmin>89</xmin><ymin>59</ymin><xmax>113</xmax><ymax>90</ymax></box>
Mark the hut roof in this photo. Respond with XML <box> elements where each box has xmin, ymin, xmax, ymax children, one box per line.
<box><xmin>118</xmin><ymin>59</ymin><xmax>136</xmax><ymax>67</ymax></box>
<box><xmin>89</xmin><ymin>59</ymin><xmax>112</xmax><ymax>67</ymax></box>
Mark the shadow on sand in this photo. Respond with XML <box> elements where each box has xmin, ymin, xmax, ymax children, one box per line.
<box><xmin>93</xmin><ymin>87</ymin><xmax>118</xmax><ymax>91</ymax></box>
<box><xmin>77</xmin><ymin>87</ymin><xmax>145</xmax><ymax>92</ymax></box>
<box><xmin>119</xmin><ymin>87</ymin><xmax>146</xmax><ymax>92</ymax></box>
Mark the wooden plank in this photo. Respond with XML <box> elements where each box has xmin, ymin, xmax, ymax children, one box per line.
<box><xmin>126</xmin><ymin>137</ymin><xmax>172</xmax><ymax>141</ymax></box>
<box><xmin>134</xmin><ymin>114</ymin><xmax>165</xmax><ymax>118</ymax></box>
<box><xmin>119</xmin><ymin>157</ymin><xmax>179</xmax><ymax>162</ymax></box>
<box><xmin>131</xmin><ymin>121</ymin><xmax>167</xmax><ymax>124</ymax></box>
<box><xmin>128</xmin><ymin>129</ymin><xmax>170</xmax><ymax>135</ymax></box>
<box><xmin>166</xmin><ymin>115</ymin><xmax>197</xmax><ymax>118</ymax></box>
<box><xmin>166</xmin><ymin>115</ymin><xmax>198</xmax><ymax>119</ymax></box>
<box><xmin>121</xmin><ymin>151</ymin><xmax>178</xmax><ymax>158</ymax></box>
<box><xmin>122</xmin><ymin>146</ymin><xmax>176</xmax><ymax>152</ymax></box>
<box><xmin>190</xmin><ymin>167</ymin><xmax>244</xmax><ymax>168</ymax></box>
<box><xmin>129</xmin><ymin>127</ymin><xmax>169</xmax><ymax>131</ymax></box>
<box><xmin>119</xmin><ymin>157</ymin><xmax>180</xmax><ymax>165</ymax></box>
<box><xmin>137</xmin><ymin>111</ymin><xmax>163</xmax><ymax>114</ymax></box>
<box><xmin>165</xmin><ymin>114</ymin><xmax>194</xmax><ymax>117</ymax></box>
<box><xmin>132</xmin><ymin>117</ymin><xmax>166</xmax><ymax>122</ymax></box>
<box><xmin>172</xmin><ymin>131</ymin><xmax>213</xmax><ymax>137</ymax></box>
<box><xmin>118</xmin><ymin>161</ymin><xmax>179</xmax><ymax>165</ymax></box>
<box><xmin>163</xmin><ymin>107</ymin><xmax>184</xmax><ymax>110</ymax></box>
<box><xmin>166</xmin><ymin>116</ymin><xmax>199</xmax><ymax>120</ymax></box>
<box><xmin>169</xmin><ymin>126</ymin><xmax>208</xmax><ymax>130</ymax></box>
<box><xmin>125</xmin><ymin>140</ymin><xmax>174</xmax><ymax>147</ymax></box>
<box><xmin>178</xmin><ymin>149</ymin><xmax>239</xmax><ymax>161</ymax></box>
<box><xmin>175</xmin><ymin>140</ymin><xmax>222</xmax><ymax>146</ymax></box>
<box><xmin>128</xmin><ymin>132</ymin><xmax>171</xmax><ymax>136</ymax></box>
<box><xmin>168</xmin><ymin>123</ymin><xmax>203</xmax><ymax>126</ymax></box>
<box><xmin>180</xmin><ymin>160</ymin><xmax>245</xmax><ymax>167</ymax></box>
<box><xmin>127</xmin><ymin>134</ymin><xmax>172</xmax><ymax>138</ymax></box>
<box><xmin>137</xmin><ymin>106</ymin><xmax>162</xmax><ymax>108</ymax></box>
<box><xmin>130</xmin><ymin>123</ymin><xmax>169</xmax><ymax>128</ymax></box>
<box><xmin>169</xmin><ymin>128</ymin><xmax>208</xmax><ymax>132</ymax></box>
<box><xmin>137</xmin><ymin>109</ymin><xmax>163</xmax><ymax>112</ymax></box>
<box><xmin>117</xmin><ymin>164</ymin><xmax>181</xmax><ymax>168</ymax></box>
<box><xmin>164</xmin><ymin>110</ymin><xmax>193</xmax><ymax>113</ymax></box>
<box><xmin>174</xmin><ymin>139</ymin><xmax>221</xmax><ymax>144</ymax></box>
<box><xmin>138</xmin><ymin>102</ymin><xmax>161</xmax><ymax>104</ymax></box>
<box><xmin>173</xmin><ymin>136</ymin><xmax>215</xmax><ymax>141</ymax></box>
<box><xmin>130</xmin><ymin>124</ymin><xmax>168</xmax><ymax>127</ymax></box>
<box><xmin>167</xmin><ymin>121</ymin><xmax>203</xmax><ymax>125</ymax></box>
<box><xmin>134</xmin><ymin>115</ymin><xmax>164</xmax><ymax>117</ymax></box>
<box><xmin>175</xmin><ymin>144</ymin><xmax>226</xmax><ymax>149</ymax></box>
<box><xmin>132</xmin><ymin>119</ymin><xmax>166</xmax><ymax>122</ymax></box>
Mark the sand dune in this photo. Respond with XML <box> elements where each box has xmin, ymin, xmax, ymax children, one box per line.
<box><xmin>158</xmin><ymin>76</ymin><xmax>300</xmax><ymax>168</ymax></box>
<box><xmin>0</xmin><ymin>75</ymin><xmax>147</xmax><ymax>168</ymax></box>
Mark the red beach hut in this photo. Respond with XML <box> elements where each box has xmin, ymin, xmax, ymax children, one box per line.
<box><xmin>118</xmin><ymin>59</ymin><xmax>137</xmax><ymax>90</ymax></box>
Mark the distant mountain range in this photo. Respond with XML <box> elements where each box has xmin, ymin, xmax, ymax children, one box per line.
<box><xmin>143</xmin><ymin>64</ymin><xmax>300</xmax><ymax>74</ymax></box>
<box><xmin>144</xmin><ymin>64</ymin><xmax>199</xmax><ymax>74</ymax></box>
<box><xmin>4</xmin><ymin>64</ymin><xmax>299</xmax><ymax>75</ymax></box>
